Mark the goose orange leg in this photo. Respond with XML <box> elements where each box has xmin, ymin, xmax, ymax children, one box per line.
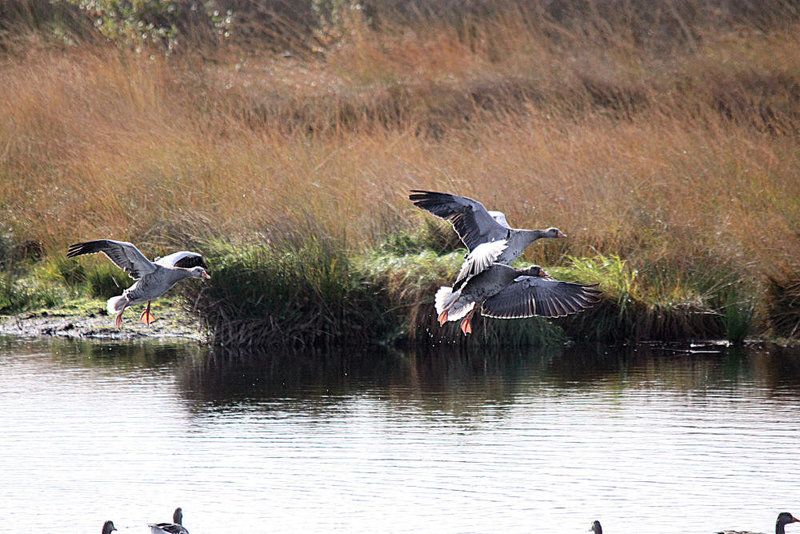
<box><xmin>460</xmin><ymin>309</ymin><xmax>475</xmax><ymax>335</ymax></box>
<box><xmin>115</xmin><ymin>303</ymin><xmax>128</xmax><ymax>328</ymax></box>
<box><xmin>437</xmin><ymin>309</ymin><xmax>449</xmax><ymax>326</ymax></box>
<box><xmin>139</xmin><ymin>300</ymin><xmax>156</xmax><ymax>325</ymax></box>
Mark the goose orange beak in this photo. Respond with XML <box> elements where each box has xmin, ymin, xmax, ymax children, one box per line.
<box><xmin>557</xmin><ymin>231</ymin><xmax>567</xmax><ymax>238</ymax></box>
<box><xmin>202</xmin><ymin>271</ymin><xmax>211</xmax><ymax>279</ymax></box>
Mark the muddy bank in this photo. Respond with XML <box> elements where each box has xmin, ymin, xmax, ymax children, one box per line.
<box><xmin>0</xmin><ymin>309</ymin><xmax>207</xmax><ymax>341</ymax></box>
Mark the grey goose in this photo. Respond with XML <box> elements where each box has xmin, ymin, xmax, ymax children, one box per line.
<box><xmin>409</xmin><ymin>189</ymin><xmax>566</xmax><ymax>264</ymax></box>
<box><xmin>67</xmin><ymin>240</ymin><xmax>210</xmax><ymax>327</ymax></box>
<box><xmin>435</xmin><ymin>240</ymin><xmax>601</xmax><ymax>334</ymax></box>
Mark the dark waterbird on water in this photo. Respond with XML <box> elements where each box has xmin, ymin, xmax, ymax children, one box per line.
<box><xmin>149</xmin><ymin>507</ymin><xmax>190</xmax><ymax>534</ymax></box>
<box><xmin>67</xmin><ymin>240</ymin><xmax>210</xmax><ymax>327</ymax></box>
<box><xmin>718</xmin><ymin>512</ymin><xmax>800</xmax><ymax>534</ymax></box>
<box><xmin>409</xmin><ymin>189</ymin><xmax>566</xmax><ymax>263</ymax></box>
<box><xmin>101</xmin><ymin>520</ymin><xmax>117</xmax><ymax>534</ymax></box>
<box><xmin>435</xmin><ymin>240</ymin><xmax>601</xmax><ymax>334</ymax></box>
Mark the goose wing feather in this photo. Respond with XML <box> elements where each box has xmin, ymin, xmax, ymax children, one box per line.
<box><xmin>454</xmin><ymin>240</ymin><xmax>507</xmax><ymax>287</ymax></box>
<box><xmin>67</xmin><ymin>240</ymin><xmax>156</xmax><ymax>280</ymax></box>
<box><xmin>409</xmin><ymin>190</ymin><xmax>510</xmax><ymax>251</ymax></box>
<box><xmin>481</xmin><ymin>276</ymin><xmax>601</xmax><ymax>319</ymax></box>
<box><xmin>154</xmin><ymin>251</ymin><xmax>206</xmax><ymax>269</ymax></box>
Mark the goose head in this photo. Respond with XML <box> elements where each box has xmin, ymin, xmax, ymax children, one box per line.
<box><xmin>102</xmin><ymin>521</ymin><xmax>117</xmax><ymax>534</ymax></box>
<box><xmin>544</xmin><ymin>227</ymin><xmax>567</xmax><ymax>239</ymax></box>
<box><xmin>778</xmin><ymin>512</ymin><xmax>800</xmax><ymax>530</ymax></box>
<box><xmin>589</xmin><ymin>520</ymin><xmax>602</xmax><ymax>534</ymax></box>
<box><xmin>188</xmin><ymin>266</ymin><xmax>211</xmax><ymax>280</ymax></box>
<box><xmin>521</xmin><ymin>265</ymin><xmax>548</xmax><ymax>278</ymax></box>
<box><xmin>173</xmin><ymin>507</ymin><xmax>184</xmax><ymax>524</ymax></box>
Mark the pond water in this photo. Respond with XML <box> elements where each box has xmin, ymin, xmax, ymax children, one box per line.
<box><xmin>1</xmin><ymin>335</ymin><xmax>800</xmax><ymax>534</ymax></box>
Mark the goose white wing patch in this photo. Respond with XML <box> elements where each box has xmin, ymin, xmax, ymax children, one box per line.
<box><xmin>154</xmin><ymin>250</ymin><xmax>206</xmax><ymax>269</ymax></box>
<box><xmin>455</xmin><ymin>240</ymin><xmax>508</xmax><ymax>286</ymax></box>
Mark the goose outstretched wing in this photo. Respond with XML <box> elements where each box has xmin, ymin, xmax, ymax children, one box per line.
<box><xmin>409</xmin><ymin>190</ymin><xmax>510</xmax><ymax>251</ymax></box>
<box><xmin>481</xmin><ymin>277</ymin><xmax>601</xmax><ymax>318</ymax></box>
<box><xmin>67</xmin><ymin>239</ymin><xmax>156</xmax><ymax>280</ymax></box>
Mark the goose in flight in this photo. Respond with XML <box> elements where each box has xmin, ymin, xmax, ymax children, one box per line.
<box><xmin>409</xmin><ymin>189</ymin><xmax>566</xmax><ymax>263</ymax></box>
<box><xmin>718</xmin><ymin>512</ymin><xmax>800</xmax><ymax>534</ymax></box>
<box><xmin>435</xmin><ymin>240</ymin><xmax>601</xmax><ymax>334</ymax></box>
<box><xmin>67</xmin><ymin>240</ymin><xmax>210</xmax><ymax>327</ymax></box>
<box><xmin>149</xmin><ymin>507</ymin><xmax>190</xmax><ymax>534</ymax></box>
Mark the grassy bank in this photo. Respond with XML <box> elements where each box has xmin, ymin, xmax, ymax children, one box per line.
<box><xmin>1</xmin><ymin>0</ymin><xmax>799</xmax><ymax>346</ymax></box>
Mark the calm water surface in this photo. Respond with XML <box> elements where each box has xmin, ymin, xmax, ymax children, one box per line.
<box><xmin>1</xmin><ymin>335</ymin><xmax>800</xmax><ymax>533</ymax></box>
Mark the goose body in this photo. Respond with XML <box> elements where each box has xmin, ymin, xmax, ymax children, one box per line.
<box><xmin>67</xmin><ymin>240</ymin><xmax>210</xmax><ymax>327</ymax></box>
<box><xmin>409</xmin><ymin>189</ymin><xmax>566</xmax><ymax>263</ymax></box>
<box><xmin>149</xmin><ymin>507</ymin><xmax>190</xmax><ymax>534</ymax></box>
<box><xmin>718</xmin><ymin>512</ymin><xmax>800</xmax><ymax>534</ymax></box>
<box><xmin>435</xmin><ymin>240</ymin><xmax>601</xmax><ymax>334</ymax></box>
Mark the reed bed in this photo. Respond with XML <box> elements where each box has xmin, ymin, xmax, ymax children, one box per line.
<box><xmin>2</xmin><ymin>0</ymin><xmax>800</xmax><ymax>343</ymax></box>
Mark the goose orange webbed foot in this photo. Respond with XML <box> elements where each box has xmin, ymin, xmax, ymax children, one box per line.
<box><xmin>139</xmin><ymin>301</ymin><xmax>156</xmax><ymax>325</ymax></box>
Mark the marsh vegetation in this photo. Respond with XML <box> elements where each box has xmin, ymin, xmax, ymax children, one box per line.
<box><xmin>1</xmin><ymin>0</ymin><xmax>799</xmax><ymax>347</ymax></box>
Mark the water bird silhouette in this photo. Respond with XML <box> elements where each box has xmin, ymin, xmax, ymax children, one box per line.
<box><xmin>718</xmin><ymin>512</ymin><xmax>800</xmax><ymax>534</ymax></box>
<box><xmin>149</xmin><ymin>507</ymin><xmax>190</xmax><ymax>534</ymax></box>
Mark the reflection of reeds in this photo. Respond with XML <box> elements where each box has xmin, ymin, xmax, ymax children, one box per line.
<box><xmin>2</xmin><ymin>1</ymin><xmax>799</xmax><ymax>340</ymax></box>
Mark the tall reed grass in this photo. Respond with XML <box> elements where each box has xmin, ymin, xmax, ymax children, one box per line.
<box><xmin>2</xmin><ymin>0</ymin><xmax>800</xmax><ymax>341</ymax></box>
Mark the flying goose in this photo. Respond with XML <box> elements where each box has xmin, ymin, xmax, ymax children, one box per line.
<box><xmin>67</xmin><ymin>240</ymin><xmax>210</xmax><ymax>327</ymax></box>
<box><xmin>435</xmin><ymin>240</ymin><xmax>601</xmax><ymax>334</ymax></box>
<box><xmin>718</xmin><ymin>512</ymin><xmax>800</xmax><ymax>534</ymax></box>
<box><xmin>149</xmin><ymin>507</ymin><xmax>190</xmax><ymax>534</ymax></box>
<box><xmin>409</xmin><ymin>189</ymin><xmax>566</xmax><ymax>263</ymax></box>
<box><xmin>102</xmin><ymin>521</ymin><xmax>117</xmax><ymax>534</ymax></box>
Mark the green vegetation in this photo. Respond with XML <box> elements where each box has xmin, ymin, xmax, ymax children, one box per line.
<box><xmin>1</xmin><ymin>0</ymin><xmax>799</xmax><ymax>347</ymax></box>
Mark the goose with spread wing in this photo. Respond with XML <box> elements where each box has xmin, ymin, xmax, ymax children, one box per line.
<box><xmin>149</xmin><ymin>507</ymin><xmax>190</xmax><ymax>534</ymax></box>
<box><xmin>435</xmin><ymin>240</ymin><xmax>601</xmax><ymax>334</ymax></box>
<box><xmin>67</xmin><ymin>240</ymin><xmax>210</xmax><ymax>327</ymax></box>
<box><xmin>718</xmin><ymin>512</ymin><xmax>800</xmax><ymax>534</ymax></box>
<box><xmin>409</xmin><ymin>190</ymin><xmax>566</xmax><ymax>263</ymax></box>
